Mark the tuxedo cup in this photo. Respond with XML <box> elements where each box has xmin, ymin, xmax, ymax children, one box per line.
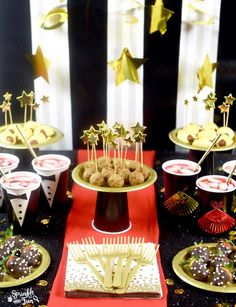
<box><xmin>196</xmin><ymin>175</ymin><xmax>236</xmax><ymax>214</ymax></box>
<box><xmin>222</xmin><ymin>160</ymin><xmax>236</xmax><ymax>181</ymax></box>
<box><xmin>0</xmin><ymin>153</ymin><xmax>20</xmax><ymax>212</ymax></box>
<box><xmin>0</xmin><ymin>171</ymin><xmax>41</xmax><ymax>234</ymax></box>
<box><xmin>162</xmin><ymin>159</ymin><xmax>201</xmax><ymax>200</ymax></box>
<box><xmin>32</xmin><ymin>154</ymin><xmax>71</xmax><ymax>211</ymax></box>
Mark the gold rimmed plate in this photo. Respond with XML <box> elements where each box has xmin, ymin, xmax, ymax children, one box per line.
<box><xmin>72</xmin><ymin>161</ymin><xmax>157</xmax><ymax>193</ymax></box>
<box><xmin>0</xmin><ymin>124</ymin><xmax>64</xmax><ymax>149</ymax></box>
<box><xmin>169</xmin><ymin>128</ymin><xmax>236</xmax><ymax>152</ymax></box>
<box><xmin>172</xmin><ymin>243</ymin><xmax>236</xmax><ymax>293</ymax></box>
<box><xmin>0</xmin><ymin>243</ymin><xmax>51</xmax><ymax>288</ymax></box>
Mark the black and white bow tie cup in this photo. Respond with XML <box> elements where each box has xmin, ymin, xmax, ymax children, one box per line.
<box><xmin>0</xmin><ymin>153</ymin><xmax>19</xmax><ymax>212</ymax></box>
<box><xmin>32</xmin><ymin>154</ymin><xmax>71</xmax><ymax>211</ymax></box>
<box><xmin>0</xmin><ymin>171</ymin><xmax>41</xmax><ymax>234</ymax></box>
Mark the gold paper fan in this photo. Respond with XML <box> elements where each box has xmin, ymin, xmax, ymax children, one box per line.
<box><xmin>198</xmin><ymin>209</ymin><xmax>235</xmax><ymax>234</ymax></box>
<box><xmin>163</xmin><ymin>191</ymin><xmax>198</xmax><ymax>216</ymax></box>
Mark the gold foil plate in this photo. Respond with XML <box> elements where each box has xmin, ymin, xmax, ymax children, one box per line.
<box><xmin>0</xmin><ymin>124</ymin><xmax>64</xmax><ymax>149</ymax></box>
<box><xmin>72</xmin><ymin>161</ymin><xmax>157</xmax><ymax>193</ymax></box>
<box><xmin>169</xmin><ymin>128</ymin><xmax>236</xmax><ymax>151</ymax></box>
<box><xmin>172</xmin><ymin>243</ymin><xmax>236</xmax><ymax>293</ymax></box>
<box><xmin>0</xmin><ymin>243</ymin><xmax>51</xmax><ymax>288</ymax></box>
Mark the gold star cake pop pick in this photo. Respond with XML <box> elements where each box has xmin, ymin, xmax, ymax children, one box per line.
<box><xmin>197</xmin><ymin>209</ymin><xmax>235</xmax><ymax>234</ymax></box>
<box><xmin>108</xmin><ymin>48</ymin><xmax>147</xmax><ymax>86</ymax></box>
<box><xmin>163</xmin><ymin>191</ymin><xmax>199</xmax><ymax>216</ymax></box>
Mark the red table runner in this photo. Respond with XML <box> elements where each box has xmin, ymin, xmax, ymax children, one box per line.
<box><xmin>47</xmin><ymin>150</ymin><xmax>168</xmax><ymax>307</ymax></box>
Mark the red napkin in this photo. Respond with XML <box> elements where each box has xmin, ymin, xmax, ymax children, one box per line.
<box><xmin>47</xmin><ymin>150</ymin><xmax>168</xmax><ymax>307</ymax></box>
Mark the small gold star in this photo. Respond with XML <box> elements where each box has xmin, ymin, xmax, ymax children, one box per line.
<box><xmin>41</xmin><ymin>95</ymin><xmax>49</xmax><ymax>103</ymax></box>
<box><xmin>3</xmin><ymin>92</ymin><xmax>12</xmax><ymax>101</ymax></box>
<box><xmin>16</xmin><ymin>91</ymin><xmax>32</xmax><ymax>107</ymax></box>
<box><xmin>203</xmin><ymin>92</ymin><xmax>217</xmax><ymax>110</ymax></box>
<box><xmin>218</xmin><ymin>103</ymin><xmax>229</xmax><ymax>113</ymax></box>
<box><xmin>224</xmin><ymin>93</ymin><xmax>236</xmax><ymax>106</ymax></box>
<box><xmin>0</xmin><ymin>101</ymin><xmax>10</xmax><ymax>112</ymax></box>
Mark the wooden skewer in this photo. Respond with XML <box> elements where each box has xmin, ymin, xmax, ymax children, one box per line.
<box><xmin>226</xmin><ymin>163</ymin><xmax>236</xmax><ymax>185</ymax></box>
<box><xmin>15</xmin><ymin>124</ymin><xmax>39</xmax><ymax>162</ymax></box>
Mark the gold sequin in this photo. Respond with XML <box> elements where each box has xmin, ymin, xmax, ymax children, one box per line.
<box><xmin>174</xmin><ymin>288</ymin><xmax>184</xmax><ymax>294</ymax></box>
<box><xmin>37</xmin><ymin>279</ymin><xmax>48</xmax><ymax>286</ymax></box>
<box><xmin>165</xmin><ymin>278</ymin><xmax>174</xmax><ymax>285</ymax></box>
<box><xmin>41</xmin><ymin>219</ymin><xmax>50</xmax><ymax>225</ymax></box>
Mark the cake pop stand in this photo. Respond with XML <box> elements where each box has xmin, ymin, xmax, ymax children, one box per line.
<box><xmin>169</xmin><ymin>128</ymin><xmax>236</xmax><ymax>175</ymax></box>
<box><xmin>72</xmin><ymin>162</ymin><xmax>157</xmax><ymax>234</ymax></box>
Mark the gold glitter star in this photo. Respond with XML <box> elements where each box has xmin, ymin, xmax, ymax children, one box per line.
<box><xmin>26</xmin><ymin>46</ymin><xmax>51</xmax><ymax>83</ymax></box>
<box><xmin>131</xmin><ymin>122</ymin><xmax>147</xmax><ymax>134</ymax></box>
<box><xmin>218</xmin><ymin>103</ymin><xmax>229</xmax><ymax>113</ymax></box>
<box><xmin>149</xmin><ymin>0</ymin><xmax>174</xmax><ymax>35</ymax></box>
<box><xmin>16</xmin><ymin>91</ymin><xmax>31</xmax><ymax>107</ymax></box>
<box><xmin>203</xmin><ymin>92</ymin><xmax>217</xmax><ymax>110</ymax></box>
<box><xmin>224</xmin><ymin>93</ymin><xmax>236</xmax><ymax>106</ymax></box>
<box><xmin>197</xmin><ymin>54</ymin><xmax>217</xmax><ymax>93</ymax></box>
<box><xmin>3</xmin><ymin>92</ymin><xmax>12</xmax><ymax>101</ymax></box>
<box><xmin>108</xmin><ymin>48</ymin><xmax>147</xmax><ymax>85</ymax></box>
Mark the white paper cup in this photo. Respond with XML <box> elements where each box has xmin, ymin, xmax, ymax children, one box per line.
<box><xmin>32</xmin><ymin>154</ymin><xmax>71</xmax><ymax>210</ymax></box>
<box><xmin>0</xmin><ymin>171</ymin><xmax>41</xmax><ymax>234</ymax></box>
<box><xmin>0</xmin><ymin>153</ymin><xmax>19</xmax><ymax>210</ymax></box>
<box><xmin>222</xmin><ymin>160</ymin><xmax>236</xmax><ymax>180</ymax></box>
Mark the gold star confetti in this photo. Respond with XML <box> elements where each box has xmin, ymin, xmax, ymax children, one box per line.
<box><xmin>166</xmin><ymin>278</ymin><xmax>174</xmax><ymax>285</ymax></box>
<box><xmin>108</xmin><ymin>48</ymin><xmax>147</xmax><ymax>86</ymax></box>
<box><xmin>184</xmin><ymin>99</ymin><xmax>189</xmax><ymax>106</ymax></box>
<box><xmin>174</xmin><ymin>288</ymin><xmax>184</xmax><ymax>294</ymax></box>
<box><xmin>197</xmin><ymin>54</ymin><xmax>217</xmax><ymax>93</ymax></box>
<box><xmin>26</xmin><ymin>46</ymin><xmax>51</xmax><ymax>83</ymax></box>
<box><xmin>149</xmin><ymin>0</ymin><xmax>174</xmax><ymax>35</ymax></box>
<box><xmin>41</xmin><ymin>218</ymin><xmax>50</xmax><ymax>225</ymax></box>
<box><xmin>37</xmin><ymin>280</ymin><xmax>48</xmax><ymax>286</ymax></box>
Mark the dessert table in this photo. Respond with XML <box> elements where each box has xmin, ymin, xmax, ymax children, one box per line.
<box><xmin>0</xmin><ymin>148</ymin><xmax>236</xmax><ymax>306</ymax></box>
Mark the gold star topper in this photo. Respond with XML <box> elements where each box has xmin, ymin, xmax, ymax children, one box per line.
<box><xmin>26</xmin><ymin>46</ymin><xmax>51</xmax><ymax>83</ymax></box>
<box><xmin>203</xmin><ymin>92</ymin><xmax>217</xmax><ymax>110</ymax></box>
<box><xmin>108</xmin><ymin>48</ymin><xmax>147</xmax><ymax>86</ymax></box>
<box><xmin>197</xmin><ymin>54</ymin><xmax>217</xmax><ymax>93</ymax></box>
<box><xmin>149</xmin><ymin>0</ymin><xmax>174</xmax><ymax>35</ymax></box>
<box><xmin>224</xmin><ymin>93</ymin><xmax>236</xmax><ymax>106</ymax></box>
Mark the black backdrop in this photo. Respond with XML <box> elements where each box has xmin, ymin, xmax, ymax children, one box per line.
<box><xmin>0</xmin><ymin>0</ymin><xmax>235</xmax><ymax>150</ymax></box>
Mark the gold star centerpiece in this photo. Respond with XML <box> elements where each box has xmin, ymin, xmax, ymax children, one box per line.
<box><xmin>149</xmin><ymin>0</ymin><xmax>174</xmax><ymax>35</ymax></box>
<box><xmin>197</xmin><ymin>54</ymin><xmax>217</xmax><ymax>93</ymax></box>
<box><xmin>108</xmin><ymin>48</ymin><xmax>147</xmax><ymax>86</ymax></box>
<box><xmin>26</xmin><ymin>46</ymin><xmax>51</xmax><ymax>83</ymax></box>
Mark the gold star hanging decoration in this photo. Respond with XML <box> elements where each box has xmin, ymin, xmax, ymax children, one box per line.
<box><xmin>149</xmin><ymin>0</ymin><xmax>174</xmax><ymax>35</ymax></box>
<box><xmin>26</xmin><ymin>46</ymin><xmax>51</xmax><ymax>83</ymax></box>
<box><xmin>40</xmin><ymin>7</ymin><xmax>68</xmax><ymax>30</ymax></box>
<box><xmin>197</xmin><ymin>54</ymin><xmax>217</xmax><ymax>93</ymax></box>
<box><xmin>224</xmin><ymin>93</ymin><xmax>236</xmax><ymax>106</ymax></box>
<box><xmin>108</xmin><ymin>48</ymin><xmax>147</xmax><ymax>86</ymax></box>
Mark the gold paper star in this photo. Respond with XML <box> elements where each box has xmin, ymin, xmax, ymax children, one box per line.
<box><xmin>108</xmin><ymin>48</ymin><xmax>147</xmax><ymax>86</ymax></box>
<box><xmin>224</xmin><ymin>93</ymin><xmax>236</xmax><ymax>106</ymax></box>
<box><xmin>203</xmin><ymin>92</ymin><xmax>217</xmax><ymax>110</ymax></box>
<box><xmin>149</xmin><ymin>0</ymin><xmax>174</xmax><ymax>35</ymax></box>
<box><xmin>26</xmin><ymin>46</ymin><xmax>51</xmax><ymax>83</ymax></box>
<box><xmin>197</xmin><ymin>54</ymin><xmax>217</xmax><ymax>93</ymax></box>
<box><xmin>16</xmin><ymin>91</ymin><xmax>32</xmax><ymax>107</ymax></box>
